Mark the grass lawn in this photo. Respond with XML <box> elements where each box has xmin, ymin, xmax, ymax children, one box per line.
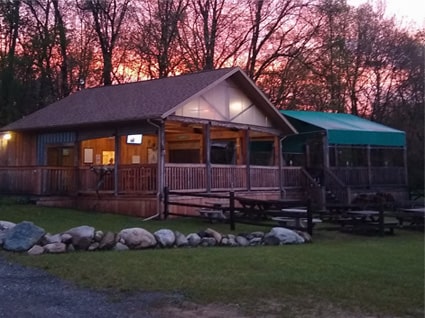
<box><xmin>1</xmin><ymin>198</ymin><xmax>424</xmax><ymax>317</ymax></box>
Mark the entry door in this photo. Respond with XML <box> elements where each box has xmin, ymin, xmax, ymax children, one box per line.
<box><xmin>46</xmin><ymin>146</ymin><xmax>75</xmax><ymax>166</ymax></box>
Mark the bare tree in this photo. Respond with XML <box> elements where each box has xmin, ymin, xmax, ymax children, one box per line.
<box><xmin>179</xmin><ymin>0</ymin><xmax>245</xmax><ymax>71</ymax></box>
<box><xmin>0</xmin><ymin>0</ymin><xmax>22</xmax><ymax>124</ymax></box>
<box><xmin>52</xmin><ymin>0</ymin><xmax>70</xmax><ymax>97</ymax></box>
<box><xmin>79</xmin><ymin>0</ymin><xmax>130</xmax><ymax>85</ymax></box>
<box><xmin>133</xmin><ymin>0</ymin><xmax>187</xmax><ymax>78</ymax></box>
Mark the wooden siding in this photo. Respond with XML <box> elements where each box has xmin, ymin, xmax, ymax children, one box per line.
<box><xmin>0</xmin><ymin>133</ymin><xmax>36</xmax><ymax>166</ymax></box>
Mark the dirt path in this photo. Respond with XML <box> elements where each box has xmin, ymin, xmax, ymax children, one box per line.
<box><xmin>0</xmin><ymin>256</ymin><xmax>405</xmax><ymax>318</ymax></box>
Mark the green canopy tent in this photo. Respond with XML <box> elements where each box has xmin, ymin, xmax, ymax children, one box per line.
<box><xmin>280</xmin><ymin>110</ymin><xmax>407</xmax><ymax>188</ymax></box>
<box><xmin>281</xmin><ymin>110</ymin><xmax>405</xmax><ymax>149</ymax></box>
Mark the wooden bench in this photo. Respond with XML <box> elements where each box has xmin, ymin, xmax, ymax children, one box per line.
<box><xmin>198</xmin><ymin>208</ymin><xmax>227</xmax><ymax>223</ymax></box>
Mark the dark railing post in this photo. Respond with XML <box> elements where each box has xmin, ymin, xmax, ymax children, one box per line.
<box><xmin>229</xmin><ymin>191</ymin><xmax>235</xmax><ymax>231</ymax></box>
<box><xmin>306</xmin><ymin>199</ymin><xmax>313</xmax><ymax>236</ymax></box>
<box><xmin>163</xmin><ymin>186</ymin><xmax>169</xmax><ymax>219</ymax></box>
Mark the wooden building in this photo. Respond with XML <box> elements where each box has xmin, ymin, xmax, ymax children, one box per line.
<box><xmin>0</xmin><ymin>68</ymin><xmax>318</xmax><ymax>217</ymax></box>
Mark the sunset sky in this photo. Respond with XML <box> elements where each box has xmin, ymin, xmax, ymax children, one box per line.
<box><xmin>347</xmin><ymin>0</ymin><xmax>425</xmax><ymax>29</ymax></box>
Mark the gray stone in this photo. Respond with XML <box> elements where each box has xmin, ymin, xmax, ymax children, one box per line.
<box><xmin>263</xmin><ymin>235</ymin><xmax>280</xmax><ymax>246</ymax></box>
<box><xmin>0</xmin><ymin>221</ymin><xmax>16</xmax><ymax>231</ymax></box>
<box><xmin>174</xmin><ymin>231</ymin><xmax>188</xmax><ymax>247</ymax></box>
<box><xmin>60</xmin><ymin>233</ymin><xmax>72</xmax><ymax>243</ymax></box>
<box><xmin>221</xmin><ymin>237</ymin><xmax>230</xmax><ymax>246</ymax></box>
<box><xmin>94</xmin><ymin>230</ymin><xmax>104</xmax><ymax>242</ymax></box>
<box><xmin>118</xmin><ymin>228</ymin><xmax>156</xmax><ymax>249</ymax></box>
<box><xmin>235</xmin><ymin>235</ymin><xmax>249</xmax><ymax>247</ymax></box>
<box><xmin>227</xmin><ymin>235</ymin><xmax>238</xmax><ymax>247</ymax></box>
<box><xmin>201</xmin><ymin>237</ymin><xmax>216</xmax><ymax>247</ymax></box>
<box><xmin>88</xmin><ymin>242</ymin><xmax>99</xmax><ymax>251</ymax></box>
<box><xmin>67</xmin><ymin>244</ymin><xmax>75</xmax><ymax>252</ymax></box>
<box><xmin>205</xmin><ymin>228</ymin><xmax>222</xmax><ymax>244</ymax></box>
<box><xmin>44</xmin><ymin>242</ymin><xmax>67</xmax><ymax>253</ymax></box>
<box><xmin>265</xmin><ymin>227</ymin><xmax>305</xmax><ymax>245</ymax></box>
<box><xmin>186</xmin><ymin>233</ymin><xmax>201</xmax><ymax>247</ymax></box>
<box><xmin>113</xmin><ymin>242</ymin><xmax>129</xmax><ymax>251</ymax></box>
<box><xmin>44</xmin><ymin>233</ymin><xmax>62</xmax><ymax>244</ymax></box>
<box><xmin>64</xmin><ymin>226</ymin><xmax>95</xmax><ymax>250</ymax></box>
<box><xmin>3</xmin><ymin>221</ymin><xmax>45</xmax><ymax>252</ymax></box>
<box><xmin>250</xmin><ymin>231</ymin><xmax>265</xmax><ymax>238</ymax></box>
<box><xmin>99</xmin><ymin>231</ymin><xmax>116</xmax><ymax>250</ymax></box>
<box><xmin>296</xmin><ymin>231</ymin><xmax>312</xmax><ymax>243</ymax></box>
<box><xmin>27</xmin><ymin>245</ymin><xmax>44</xmax><ymax>255</ymax></box>
<box><xmin>154</xmin><ymin>229</ymin><xmax>175</xmax><ymax>247</ymax></box>
<box><xmin>249</xmin><ymin>237</ymin><xmax>263</xmax><ymax>246</ymax></box>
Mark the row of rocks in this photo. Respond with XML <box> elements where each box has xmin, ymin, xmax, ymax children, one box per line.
<box><xmin>0</xmin><ymin>220</ymin><xmax>311</xmax><ymax>255</ymax></box>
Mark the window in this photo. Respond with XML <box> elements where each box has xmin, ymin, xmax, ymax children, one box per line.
<box><xmin>250</xmin><ymin>141</ymin><xmax>274</xmax><ymax>166</ymax></box>
<box><xmin>211</xmin><ymin>140</ymin><xmax>235</xmax><ymax>164</ymax></box>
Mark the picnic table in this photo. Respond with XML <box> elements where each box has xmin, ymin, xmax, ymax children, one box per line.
<box><xmin>339</xmin><ymin>209</ymin><xmax>398</xmax><ymax>235</ymax></box>
<box><xmin>393</xmin><ymin>207</ymin><xmax>424</xmax><ymax>228</ymax></box>
<box><xmin>272</xmin><ymin>208</ymin><xmax>322</xmax><ymax>229</ymax></box>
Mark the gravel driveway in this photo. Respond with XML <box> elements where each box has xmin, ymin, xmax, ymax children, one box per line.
<box><xmin>0</xmin><ymin>256</ymin><xmax>183</xmax><ymax>318</ymax></box>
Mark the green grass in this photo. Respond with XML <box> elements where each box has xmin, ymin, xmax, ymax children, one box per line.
<box><xmin>1</xmin><ymin>198</ymin><xmax>424</xmax><ymax>317</ymax></box>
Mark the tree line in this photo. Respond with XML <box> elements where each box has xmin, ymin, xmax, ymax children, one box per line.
<box><xmin>0</xmin><ymin>0</ymin><xmax>423</xmax><ymax>189</ymax></box>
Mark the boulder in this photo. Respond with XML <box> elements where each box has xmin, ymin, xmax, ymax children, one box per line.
<box><xmin>265</xmin><ymin>227</ymin><xmax>305</xmax><ymax>245</ymax></box>
<box><xmin>43</xmin><ymin>233</ymin><xmax>62</xmax><ymax>245</ymax></box>
<box><xmin>186</xmin><ymin>233</ymin><xmax>201</xmax><ymax>247</ymax></box>
<box><xmin>235</xmin><ymin>235</ymin><xmax>249</xmax><ymax>247</ymax></box>
<box><xmin>205</xmin><ymin>228</ymin><xmax>222</xmax><ymax>244</ymax></box>
<box><xmin>0</xmin><ymin>221</ymin><xmax>16</xmax><ymax>231</ymax></box>
<box><xmin>3</xmin><ymin>221</ymin><xmax>45</xmax><ymax>252</ymax></box>
<box><xmin>249</xmin><ymin>237</ymin><xmax>263</xmax><ymax>246</ymax></box>
<box><xmin>174</xmin><ymin>231</ymin><xmax>188</xmax><ymax>247</ymax></box>
<box><xmin>27</xmin><ymin>245</ymin><xmax>44</xmax><ymax>255</ymax></box>
<box><xmin>99</xmin><ymin>231</ymin><xmax>116</xmax><ymax>250</ymax></box>
<box><xmin>44</xmin><ymin>242</ymin><xmax>67</xmax><ymax>253</ymax></box>
<box><xmin>94</xmin><ymin>230</ymin><xmax>104</xmax><ymax>242</ymax></box>
<box><xmin>263</xmin><ymin>235</ymin><xmax>280</xmax><ymax>246</ymax></box>
<box><xmin>88</xmin><ymin>242</ymin><xmax>99</xmax><ymax>251</ymax></box>
<box><xmin>154</xmin><ymin>229</ymin><xmax>175</xmax><ymax>247</ymax></box>
<box><xmin>60</xmin><ymin>233</ymin><xmax>72</xmax><ymax>244</ymax></box>
<box><xmin>113</xmin><ymin>242</ymin><xmax>129</xmax><ymax>251</ymax></box>
<box><xmin>64</xmin><ymin>226</ymin><xmax>95</xmax><ymax>250</ymax></box>
<box><xmin>201</xmin><ymin>237</ymin><xmax>216</xmax><ymax>247</ymax></box>
<box><xmin>117</xmin><ymin>228</ymin><xmax>156</xmax><ymax>249</ymax></box>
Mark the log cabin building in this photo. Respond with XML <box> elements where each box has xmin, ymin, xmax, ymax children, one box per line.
<box><xmin>0</xmin><ymin>68</ymin><xmax>408</xmax><ymax>217</ymax></box>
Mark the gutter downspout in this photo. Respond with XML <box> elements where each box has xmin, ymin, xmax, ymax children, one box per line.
<box><xmin>143</xmin><ymin>118</ymin><xmax>164</xmax><ymax>221</ymax></box>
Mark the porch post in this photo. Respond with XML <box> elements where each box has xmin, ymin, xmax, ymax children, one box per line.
<box><xmin>158</xmin><ymin>122</ymin><xmax>165</xmax><ymax>202</ymax></box>
<box><xmin>204</xmin><ymin>123</ymin><xmax>211</xmax><ymax>192</ymax></box>
<box><xmin>322</xmin><ymin>134</ymin><xmax>329</xmax><ymax>187</ymax></box>
<box><xmin>114</xmin><ymin>132</ymin><xmax>120</xmax><ymax>196</ymax></box>
<box><xmin>277</xmin><ymin>135</ymin><xmax>284</xmax><ymax>198</ymax></box>
<box><xmin>245</xmin><ymin>128</ymin><xmax>251</xmax><ymax>190</ymax></box>
<box><xmin>367</xmin><ymin>145</ymin><xmax>372</xmax><ymax>186</ymax></box>
<box><xmin>403</xmin><ymin>146</ymin><xmax>408</xmax><ymax>186</ymax></box>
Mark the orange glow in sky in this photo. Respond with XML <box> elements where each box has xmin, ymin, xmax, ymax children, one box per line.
<box><xmin>347</xmin><ymin>0</ymin><xmax>425</xmax><ymax>29</ymax></box>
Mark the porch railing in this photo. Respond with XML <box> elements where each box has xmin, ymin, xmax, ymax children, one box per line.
<box><xmin>211</xmin><ymin>164</ymin><xmax>247</xmax><ymax>190</ymax></box>
<box><xmin>330</xmin><ymin>166</ymin><xmax>406</xmax><ymax>186</ymax></box>
<box><xmin>250</xmin><ymin>165</ymin><xmax>279</xmax><ymax>189</ymax></box>
<box><xmin>165</xmin><ymin>163</ymin><xmax>207</xmax><ymax>191</ymax></box>
<box><xmin>324</xmin><ymin>168</ymin><xmax>351</xmax><ymax>204</ymax></box>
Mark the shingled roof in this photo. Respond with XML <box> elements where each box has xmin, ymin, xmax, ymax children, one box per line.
<box><xmin>2</xmin><ymin>67</ymin><xmax>293</xmax><ymax>133</ymax></box>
